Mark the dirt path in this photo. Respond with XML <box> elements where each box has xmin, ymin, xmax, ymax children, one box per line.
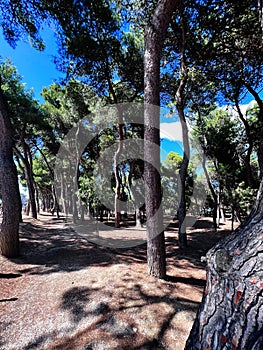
<box><xmin>0</xmin><ymin>214</ymin><xmax>237</xmax><ymax>350</ymax></box>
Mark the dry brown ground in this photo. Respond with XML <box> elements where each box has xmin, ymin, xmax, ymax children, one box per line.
<box><xmin>0</xmin><ymin>213</ymin><xmax>238</xmax><ymax>350</ymax></box>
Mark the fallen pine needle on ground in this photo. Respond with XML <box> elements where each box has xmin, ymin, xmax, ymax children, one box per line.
<box><xmin>0</xmin><ymin>213</ymin><xmax>238</xmax><ymax>350</ymax></box>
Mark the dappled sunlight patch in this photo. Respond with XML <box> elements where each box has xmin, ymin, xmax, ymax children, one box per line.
<box><xmin>164</xmin><ymin>310</ymin><xmax>197</xmax><ymax>350</ymax></box>
<box><xmin>129</xmin><ymin>301</ymin><xmax>174</xmax><ymax>339</ymax></box>
<box><xmin>0</xmin><ymin>214</ymin><xmax>235</xmax><ymax>350</ymax></box>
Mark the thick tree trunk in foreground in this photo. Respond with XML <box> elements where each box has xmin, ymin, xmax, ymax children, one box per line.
<box><xmin>0</xmin><ymin>88</ymin><xmax>21</xmax><ymax>257</ymax></box>
<box><xmin>144</xmin><ymin>0</ymin><xmax>179</xmax><ymax>279</ymax></box>
<box><xmin>185</xmin><ymin>180</ymin><xmax>263</xmax><ymax>349</ymax></box>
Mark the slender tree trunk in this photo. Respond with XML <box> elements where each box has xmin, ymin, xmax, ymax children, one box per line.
<box><xmin>114</xmin><ymin>144</ymin><xmax>123</xmax><ymax>228</ymax></box>
<box><xmin>51</xmin><ymin>185</ymin><xmax>60</xmax><ymax>218</ymax></box>
<box><xmin>105</xmin><ymin>60</ymin><xmax>124</xmax><ymax>228</ymax></box>
<box><xmin>202</xmin><ymin>156</ymin><xmax>218</xmax><ymax>230</ymax></box>
<box><xmin>135</xmin><ymin>205</ymin><xmax>142</xmax><ymax>227</ymax></box>
<box><xmin>113</xmin><ymin>107</ymin><xmax>123</xmax><ymax>228</ymax></box>
<box><xmin>144</xmin><ymin>0</ymin><xmax>179</xmax><ymax>279</ymax></box>
<box><xmin>196</xmin><ymin>107</ymin><xmax>218</xmax><ymax>229</ymax></box>
<box><xmin>14</xmin><ymin>144</ymin><xmax>37</xmax><ymax>219</ymax></box>
<box><xmin>72</xmin><ymin>124</ymin><xmax>81</xmax><ymax>223</ymax></box>
<box><xmin>235</xmin><ymin>96</ymin><xmax>256</xmax><ymax>187</ymax></box>
<box><xmin>128</xmin><ymin>160</ymin><xmax>144</xmax><ymax>227</ymax></box>
<box><xmin>60</xmin><ymin>173</ymin><xmax>68</xmax><ymax>215</ymax></box>
<box><xmin>243</xmin><ymin>83</ymin><xmax>263</xmax><ymax>179</ymax></box>
<box><xmin>174</xmin><ymin>4</ymin><xmax>190</xmax><ymax>249</ymax></box>
<box><xmin>0</xmin><ymin>85</ymin><xmax>21</xmax><ymax>257</ymax></box>
<box><xmin>185</xmin><ymin>179</ymin><xmax>263</xmax><ymax>350</ymax></box>
<box><xmin>35</xmin><ymin>185</ymin><xmax>40</xmax><ymax>213</ymax></box>
<box><xmin>177</xmin><ymin>113</ymin><xmax>190</xmax><ymax>248</ymax></box>
<box><xmin>41</xmin><ymin>192</ymin><xmax>46</xmax><ymax>212</ymax></box>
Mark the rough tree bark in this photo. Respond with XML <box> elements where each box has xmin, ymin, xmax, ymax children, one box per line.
<box><xmin>186</xmin><ymin>88</ymin><xmax>263</xmax><ymax>346</ymax></box>
<box><xmin>185</xmin><ymin>180</ymin><xmax>263</xmax><ymax>349</ymax></box>
<box><xmin>0</xmin><ymin>82</ymin><xmax>21</xmax><ymax>257</ymax></box>
<box><xmin>144</xmin><ymin>0</ymin><xmax>179</xmax><ymax>279</ymax></box>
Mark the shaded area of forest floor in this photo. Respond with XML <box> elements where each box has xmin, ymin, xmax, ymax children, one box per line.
<box><xmin>0</xmin><ymin>213</ymin><xmax>238</xmax><ymax>350</ymax></box>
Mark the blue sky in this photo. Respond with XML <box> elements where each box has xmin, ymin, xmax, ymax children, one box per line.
<box><xmin>0</xmin><ymin>27</ymin><xmax>64</xmax><ymax>102</ymax></box>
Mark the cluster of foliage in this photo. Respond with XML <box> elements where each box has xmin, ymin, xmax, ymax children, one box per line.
<box><xmin>193</xmin><ymin>103</ymin><xmax>261</xmax><ymax>225</ymax></box>
<box><xmin>0</xmin><ymin>0</ymin><xmax>262</xmax><ymax>236</ymax></box>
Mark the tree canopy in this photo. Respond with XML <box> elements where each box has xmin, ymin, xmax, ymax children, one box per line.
<box><xmin>0</xmin><ymin>2</ymin><xmax>263</xmax><ymax>348</ymax></box>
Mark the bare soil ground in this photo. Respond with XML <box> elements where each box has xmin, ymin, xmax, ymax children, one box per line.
<box><xmin>0</xmin><ymin>214</ymin><xmax>238</xmax><ymax>350</ymax></box>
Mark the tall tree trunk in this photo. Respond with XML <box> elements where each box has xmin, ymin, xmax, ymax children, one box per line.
<box><xmin>174</xmin><ymin>3</ymin><xmax>190</xmax><ymax>249</ymax></box>
<box><xmin>202</xmin><ymin>156</ymin><xmax>218</xmax><ymax>230</ymax></box>
<box><xmin>128</xmin><ymin>160</ymin><xmax>143</xmax><ymax>227</ymax></box>
<box><xmin>51</xmin><ymin>185</ymin><xmax>60</xmax><ymax>218</ymax></box>
<box><xmin>234</xmin><ymin>95</ymin><xmax>256</xmax><ymax>188</ymax></box>
<box><xmin>195</xmin><ymin>106</ymin><xmax>218</xmax><ymax>229</ymax></box>
<box><xmin>243</xmin><ymin>83</ymin><xmax>263</xmax><ymax>179</ymax></box>
<box><xmin>185</xmin><ymin>180</ymin><xmax>263</xmax><ymax>350</ymax></box>
<box><xmin>105</xmin><ymin>59</ymin><xmax>124</xmax><ymax>228</ymax></box>
<box><xmin>72</xmin><ymin>125</ymin><xmax>80</xmax><ymax>223</ymax></box>
<box><xmin>113</xmin><ymin>107</ymin><xmax>123</xmax><ymax>229</ymax></box>
<box><xmin>14</xmin><ymin>144</ymin><xmax>37</xmax><ymax>219</ymax></box>
<box><xmin>0</xmin><ymin>85</ymin><xmax>21</xmax><ymax>257</ymax></box>
<box><xmin>144</xmin><ymin>0</ymin><xmax>179</xmax><ymax>279</ymax></box>
<box><xmin>177</xmin><ymin>115</ymin><xmax>189</xmax><ymax>248</ymax></box>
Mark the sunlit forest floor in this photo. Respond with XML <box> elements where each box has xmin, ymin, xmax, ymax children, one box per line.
<box><xmin>0</xmin><ymin>213</ymin><xmax>239</xmax><ymax>350</ymax></box>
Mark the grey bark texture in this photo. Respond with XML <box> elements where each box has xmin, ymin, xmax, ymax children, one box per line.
<box><xmin>185</xmin><ymin>181</ymin><xmax>263</xmax><ymax>349</ymax></box>
<box><xmin>0</xmin><ymin>85</ymin><xmax>21</xmax><ymax>257</ymax></box>
<box><xmin>144</xmin><ymin>0</ymin><xmax>179</xmax><ymax>279</ymax></box>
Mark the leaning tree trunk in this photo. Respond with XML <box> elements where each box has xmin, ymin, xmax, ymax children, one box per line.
<box><xmin>0</xmin><ymin>86</ymin><xmax>21</xmax><ymax>257</ymax></box>
<box><xmin>185</xmin><ymin>180</ymin><xmax>263</xmax><ymax>350</ymax></box>
<box><xmin>174</xmin><ymin>5</ymin><xmax>190</xmax><ymax>249</ymax></box>
<box><xmin>144</xmin><ymin>0</ymin><xmax>179</xmax><ymax>279</ymax></box>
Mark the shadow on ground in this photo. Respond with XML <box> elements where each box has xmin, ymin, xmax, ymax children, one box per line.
<box><xmin>1</xmin><ymin>214</ymin><xmax>237</xmax><ymax>350</ymax></box>
<box><xmin>11</xmin><ymin>218</ymin><xmax>116</xmax><ymax>275</ymax></box>
<box><xmin>22</xmin><ymin>281</ymin><xmax>200</xmax><ymax>350</ymax></box>
<box><xmin>9</xmin><ymin>215</ymin><xmax>234</xmax><ymax>277</ymax></box>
